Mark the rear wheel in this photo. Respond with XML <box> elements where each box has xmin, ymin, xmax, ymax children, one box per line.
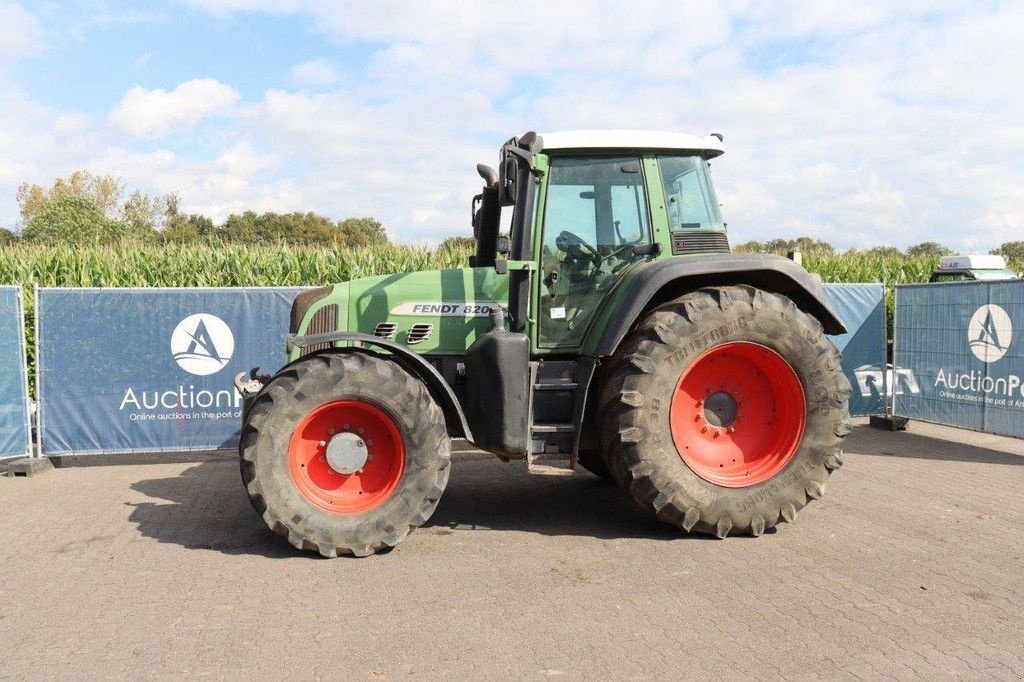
<box><xmin>599</xmin><ymin>285</ymin><xmax>851</xmax><ymax>538</ymax></box>
<box><xmin>240</xmin><ymin>351</ymin><xmax>450</xmax><ymax>557</ymax></box>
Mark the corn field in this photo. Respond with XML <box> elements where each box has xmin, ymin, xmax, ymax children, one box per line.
<box><xmin>1</xmin><ymin>242</ymin><xmax>1018</xmax><ymax>391</ymax></box>
<box><xmin>2</xmin><ymin>242</ymin><xmax>1000</xmax><ymax>291</ymax></box>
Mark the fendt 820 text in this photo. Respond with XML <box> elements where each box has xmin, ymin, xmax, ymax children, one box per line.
<box><xmin>236</xmin><ymin>130</ymin><xmax>853</xmax><ymax>557</ymax></box>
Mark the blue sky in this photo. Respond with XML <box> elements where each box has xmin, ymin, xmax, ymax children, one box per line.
<box><xmin>1</xmin><ymin>1</ymin><xmax>1022</xmax><ymax>249</ymax></box>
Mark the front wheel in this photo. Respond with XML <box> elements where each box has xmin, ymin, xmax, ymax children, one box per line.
<box><xmin>240</xmin><ymin>351</ymin><xmax>451</xmax><ymax>557</ymax></box>
<box><xmin>599</xmin><ymin>285</ymin><xmax>852</xmax><ymax>538</ymax></box>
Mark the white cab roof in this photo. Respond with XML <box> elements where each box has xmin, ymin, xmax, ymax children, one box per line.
<box><xmin>539</xmin><ymin>129</ymin><xmax>725</xmax><ymax>157</ymax></box>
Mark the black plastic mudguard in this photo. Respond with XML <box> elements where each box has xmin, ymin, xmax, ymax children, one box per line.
<box><xmin>588</xmin><ymin>252</ymin><xmax>847</xmax><ymax>358</ymax></box>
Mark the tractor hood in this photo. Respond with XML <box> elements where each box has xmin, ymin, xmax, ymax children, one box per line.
<box><xmin>297</xmin><ymin>267</ymin><xmax>509</xmax><ymax>356</ymax></box>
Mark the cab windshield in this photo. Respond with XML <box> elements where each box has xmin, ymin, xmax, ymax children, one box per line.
<box><xmin>657</xmin><ymin>156</ymin><xmax>724</xmax><ymax>230</ymax></box>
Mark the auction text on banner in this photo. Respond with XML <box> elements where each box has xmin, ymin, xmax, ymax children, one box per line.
<box><xmin>894</xmin><ymin>280</ymin><xmax>1024</xmax><ymax>438</ymax></box>
<box><xmin>37</xmin><ymin>288</ymin><xmax>304</xmax><ymax>455</ymax></box>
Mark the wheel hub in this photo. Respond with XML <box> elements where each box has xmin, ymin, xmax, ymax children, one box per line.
<box><xmin>703</xmin><ymin>391</ymin><xmax>738</xmax><ymax>428</ymax></box>
<box><xmin>325</xmin><ymin>431</ymin><xmax>369</xmax><ymax>474</ymax></box>
<box><xmin>287</xmin><ymin>400</ymin><xmax>405</xmax><ymax>515</ymax></box>
<box><xmin>669</xmin><ymin>342</ymin><xmax>806</xmax><ymax>488</ymax></box>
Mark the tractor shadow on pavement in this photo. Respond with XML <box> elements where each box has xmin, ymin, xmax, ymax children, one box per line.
<box><xmin>125</xmin><ymin>448</ymin><xmax>700</xmax><ymax>558</ymax></box>
<box><xmin>424</xmin><ymin>450</ymin><xmax>694</xmax><ymax>542</ymax></box>
<box><xmin>127</xmin><ymin>456</ymin><xmax>302</xmax><ymax>558</ymax></box>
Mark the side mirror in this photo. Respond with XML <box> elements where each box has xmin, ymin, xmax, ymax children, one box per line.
<box><xmin>497</xmin><ymin>137</ymin><xmax>519</xmax><ymax>206</ymax></box>
<box><xmin>498</xmin><ymin>155</ymin><xmax>518</xmax><ymax>207</ymax></box>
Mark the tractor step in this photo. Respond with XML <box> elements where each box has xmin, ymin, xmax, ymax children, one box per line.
<box><xmin>533</xmin><ymin>381</ymin><xmax>579</xmax><ymax>391</ymax></box>
<box><xmin>527</xmin><ymin>451</ymin><xmax>575</xmax><ymax>476</ymax></box>
<box><xmin>527</xmin><ymin>422</ymin><xmax>575</xmax><ymax>476</ymax></box>
<box><xmin>531</xmin><ymin>423</ymin><xmax>574</xmax><ymax>434</ymax></box>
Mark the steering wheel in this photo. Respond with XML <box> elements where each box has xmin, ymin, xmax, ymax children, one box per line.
<box><xmin>555</xmin><ymin>230</ymin><xmax>600</xmax><ymax>262</ymax></box>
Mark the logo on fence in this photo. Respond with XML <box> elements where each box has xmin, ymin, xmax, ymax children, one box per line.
<box><xmin>968</xmin><ymin>304</ymin><xmax>1012</xmax><ymax>363</ymax></box>
<box><xmin>170</xmin><ymin>313</ymin><xmax>235</xmax><ymax>375</ymax></box>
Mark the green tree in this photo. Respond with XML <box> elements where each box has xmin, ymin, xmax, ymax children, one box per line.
<box><xmin>122</xmin><ymin>189</ymin><xmax>179</xmax><ymax>240</ymax></box>
<box><xmin>337</xmin><ymin>217</ymin><xmax>388</xmax><ymax>247</ymax></box>
<box><xmin>991</xmin><ymin>241</ymin><xmax>1024</xmax><ymax>267</ymax></box>
<box><xmin>218</xmin><ymin>211</ymin><xmax>389</xmax><ymax>246</ymax></box>
<box><xmin>17</xmin><ymin>170</ymin><xmax>125</xmax><ymax>224</ymax></box>
<box><xmin>745</xmin><ymin>237</ymin><xmax>835</xmax><ymax>255</ymax></box>
<box><xmin>906</xmin><ymin>241</ymin><xmax>952</xmax><ymax>258</ymax></box>
<box><xmin>438</xmin><ymin>236</ymin><xmax>476</xmax><ymax>252</ymax></box>
<box><xmin>863</xmin><ymin>245</ymin><xmax>904</xmax><ymax>258</ymax></box>
<box><xmin>21</xmin><ymin>195</ymin><xmax>128</xmax><ymax>244</ymax></box>
<box><xmin>731</xmin><ymin>240</ymin><xmax>765</xmax><ymax>253</ymax></box>
<box><xmin>161</xmin><ymin>214</ymin><xmax>217</xmax><ymax>243</ymax></box>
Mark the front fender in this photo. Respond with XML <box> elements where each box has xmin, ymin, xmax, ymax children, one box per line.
<box><xmin>582</xmin><ymin>253</ymin><xmax>846</xmax><ymax>358</ymax></box>
<box><xmin>288</xmin><ymin>331</ymin><xmax>472</xmax><ymax>441</ymax></box>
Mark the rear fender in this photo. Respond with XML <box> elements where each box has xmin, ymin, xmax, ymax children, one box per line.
<box><xmin>582</xmin><ymin>253</ymin><xmax>846</xmax><ymax>359</ymax></box>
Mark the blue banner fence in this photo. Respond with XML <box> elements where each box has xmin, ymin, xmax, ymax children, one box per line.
<box><xmin>28</xmin><ymin>283</ymin><xmax>888</xmax><ymax>457</ymax></box>
<box><xmin>0</xmin><ymin>285</ymin><xmax>31</xmax><ymax>459</ymax></box>
<box><xmin>822</xmin><ymin>283</ymin><xmax>887</xmax><ymax>417</ymax></box>
<box><xmin>894</xmin><ymin>280</ymin><xmax>1024</xmax><ymax>438</ymax></box>
<box><xmin>36</xmin><ymin>287</ymin><xmax>304</xmax><ymax>456</ymax></box>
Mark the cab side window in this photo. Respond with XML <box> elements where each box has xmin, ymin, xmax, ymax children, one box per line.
<box><xmin>659</xmin><ymin>156</ymin><xmax>723</xmax><ymax>230</ymax></box>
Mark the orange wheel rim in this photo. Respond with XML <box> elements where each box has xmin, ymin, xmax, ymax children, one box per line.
<box><xmin>669</xmin><ymin>342</ymin><xmax>805</xmax><ymax>488</ymax></box>
<box><xmin>287</xmin><ymin>400</ymin><xmax>405</xmax><ymax>514</ymax></box>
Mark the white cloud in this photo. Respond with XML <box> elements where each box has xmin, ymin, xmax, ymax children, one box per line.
<box><xmin>290</xmin><ymin>59</ymin><xmax>340</xmax><ymax>87</ymax></box>
<box><xmin>4</xmin><ymin>2</ymin><xmax>1024</xmax><ymax>250</ymax></box>
<box><xmin>0</xmin><ymin>2</ymin><xmax>43</xmax><ymax>60</ymax></box>
<box><xmin>108</xmin><ymin>78</ymin><xmax>240</xmax><ymax>138</ymax></box>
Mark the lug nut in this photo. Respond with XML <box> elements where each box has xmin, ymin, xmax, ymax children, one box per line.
<box><xmin>328</xmin><ymin>428</ymin><xmax>336</xmax><ymax>435</ymax></box>
<box><xmin>318</xmin><ymin>440</ymin><xmax>326</xmax><ymax>448</ymax></box>
<box><xmin>357</xmin><ymin>427</ymin><xmax>364</xmax><ymax>435</ymax></box>
<box><xmin>366</xmin><ymin>439</ymin><xmax>373</xmax><ymax>447</ymax></box>
<box><xmin>343</xmin><ymin>423</ymin><xmax>351</xmax><ymax>431</ymax></box>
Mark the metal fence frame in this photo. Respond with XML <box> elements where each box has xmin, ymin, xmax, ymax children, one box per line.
<box><xmin>0</xmin><ymin>285</ymin><xmax>32</xmax><ymax>459</ymax></box>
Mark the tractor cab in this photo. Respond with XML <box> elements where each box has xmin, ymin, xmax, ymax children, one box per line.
<box><xmin>474</xmin><ymin>130</ymin><xmax>729</xmax><ymax>349</ymax></box>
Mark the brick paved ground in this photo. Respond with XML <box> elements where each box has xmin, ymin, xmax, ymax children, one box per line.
<box><xmin>1</xmin><ymin>418</ymin><xmax>1023</xmax><ymax>680</ymax></box>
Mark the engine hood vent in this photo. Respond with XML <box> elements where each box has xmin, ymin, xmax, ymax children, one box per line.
<box><xmin>373</xmin><ymin>322</ymin><xmax>398</xmax><ymax>340</ymax></box>
<box><xmin>671</xmin><ymin>230</ymin><xmax>730</xmax><ymax>255</ymax></box>
<box><xmin>406</xmin><ymin>323</ymin><xmax>433</xmax><ymax>345</ymax></box>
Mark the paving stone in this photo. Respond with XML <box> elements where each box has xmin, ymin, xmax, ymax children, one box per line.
<box><xmin>0</xmin><ymin>419</ymin><xmax>1022</xmax><ymax>678</ymax></box>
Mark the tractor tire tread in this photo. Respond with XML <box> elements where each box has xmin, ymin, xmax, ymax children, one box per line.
<box><xmin>597</xmin><ymin>284</ymin><xmax>852</xmax><ymax>538</ymax></box>
<box><xmin>240</xmin><ymin>351</ymin><xmax>450</xmax><ymax>557</ymax></box>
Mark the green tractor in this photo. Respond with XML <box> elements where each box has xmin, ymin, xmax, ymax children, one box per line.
<box><xmin>238</xmin><ymin>130</ymin><xmax>852</xmax><ymax>557</ymax></box>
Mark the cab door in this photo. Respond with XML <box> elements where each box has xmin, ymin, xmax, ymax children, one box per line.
<box><xmin>533</xmin><ymin>155</ymin><xmax>654</xmax><ymax>351</ymax></box>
